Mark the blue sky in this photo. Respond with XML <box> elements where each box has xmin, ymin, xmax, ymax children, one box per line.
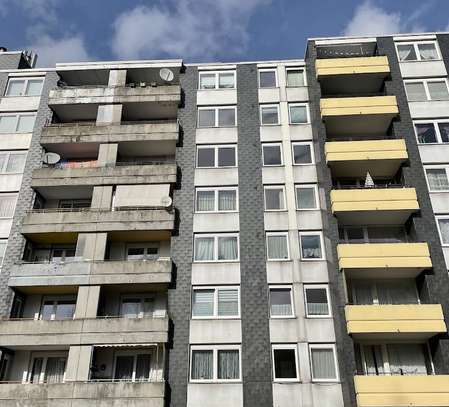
<box><xmin>1</xmin><ymin>0</ymin><xmax>449</xmax><ymax>67</ymax></box>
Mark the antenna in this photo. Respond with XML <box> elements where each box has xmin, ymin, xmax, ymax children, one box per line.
<box><xmin>159</xmin><ymin>68</ymin><xmax>174</xmax><ymax>83</ymax></box>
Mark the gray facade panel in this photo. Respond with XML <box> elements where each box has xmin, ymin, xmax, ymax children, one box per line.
<box><xmin>0</xmin><ymin>53</ymin><xmax>25</xmax><ymax>70</ymax></box>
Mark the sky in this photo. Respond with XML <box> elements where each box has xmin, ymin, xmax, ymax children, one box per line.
<box><xmin>1</xmin><ymin>0</ymin><xmax>449</xmax><ymax>67</ymax></box>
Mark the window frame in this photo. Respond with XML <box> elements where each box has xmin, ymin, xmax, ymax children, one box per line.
<box><xmin>263</xmin><ymin>185</ymin><xmax>286</xmax><ymax>211</ymax></box>
<box><xmin>269</xmin><ymin>285</ymin><xmax>295</xmax><ymax>318</ymax></box>
<box><xmin>404</xmin><ymin>78</ymin><xmax>449</xmax><ymax>102</ymax></box>
<box><xmin>424</xmin><ymin>165</ymin><xmax>449</xmax><ymax>192</ymax></box>
<box><xmin>309</xmin><ymin>343</ymin><xmax>339</xmax><ymax>383</ymax></box>
<box><xmin>288</xmin><ymin>103</ymin><xmax>310</xmax><ymax>125</ymax></box>
<box><xmin>299</xmin><ymin>231</ymin><xmax>325</xmax><ymax>261</ymax></box>
<box><xmin>436</xmin><ymin>216</ymin><xmax>449</xmax><ymax>247</ymax></box>
<box><xmin>39</xmin><ymin>295</ymin><xmax>76</xmax><ymax>321</ymax></box>
<box><xmin>395</xmin><ymin>41</ymin><xmax>442</xmax><ymax>62</ymax></box>
<box><xmin>266</xmin><ymin>231</ymin><xmax>290</xmax><ymax>261</ymax></box>
<box><xmin>258</xmin><ymin>68</ymin><xmax>278</xmax><ymax>88</ymax></box>
<box><xmin>272</xmin><ymin>344</ymin><xmax>300</xmax><ymax>382</ymax></box>
<box><xmin>119</xmin><ymin>293</ymin><xmax>155</xmax><ymax>318</ymax></box>
<box><xmin>291</xmin><ymin>141</ymin><xmax>314</xmax><ymax>165</ymax></box>
<box><xmin>0</xmin><ymin>112</ymin><xmax>36</xmax><ymax>134</ymax></box>
<box><xmin>191</xmin><ymin>285</ymin><xmax>241</xmax><ymax>319</ymax></box>
<box><xmin>196</xmin><ymin>144</ymin><xmax>237</xmax><ymax>168</ymax></box>
<box><xmin>0</xmin><ymin>151</ymin><xmax>27</xmax><ymax>174</ymax></box>
<box><xmin>285</xmin><ymin>66</ymin><xmax>307</xmax><ymax>87</ymax></box>
<box><xmin>304</xmin><ymin>284</ymin><xmax>332</xmax><ymax>318</ymax></box>
<box><xmin>260</xmin><ymin>104</ymin><xmax>280</xmax><ymax>126</ymax></box>
<box><xmin>5</xmin><ymin>77</ymin><xmax>44</xmax><ymax>97</ymax></box>
<box><xmin>0</xmin><ymin>193</ymin><xmax>17</xmax><ymax>219</ymax></box>
<box><xmin>126</xmin><ymin>242</ymin><xmax>159</xmax><ymax>260</ymax></box>
<box><xmin>195</xmin><ymin>186</ymin><xmax>239</xmax><ymax>213</ymax></box>
<box><xmin>197</xmin><ymin>106</ymin><xmax>237</xmax><ymax>128</ymax></box>
<box><xmin>414</xmin><ymin>119</ymin><xmax>449</xmax><ymax>144</ymax></box>
<box><xmin>262</xmin><ymin>142</ymin><xmax>283</xmax><ymax>167</ymax></box>
<box><xmin>198</xmin><ymin>70</ymin><xmax>237</xmax><ymax>90</ymax></box>
<box><xmin>193</xmin><ymin>233</ymin><xmax>240</xmax><ymax>263</ymax></box>
<box><xmin>295</xmin><ymin>184</ymin><xmax>319</xmax><ymax>210</ymax></box>
<box><xmin>28</xmin><ymin>351</ymin><xmax>68</xmax><ymax>384</ymax></box>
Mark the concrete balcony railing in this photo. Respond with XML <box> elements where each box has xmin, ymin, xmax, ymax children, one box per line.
<box><xmin>0</xmin><ymin>316</ymin><xmax>169</xmax><ymax>347</ymax></box>
<box><xmin>345</xmin><ymin>304</ymin><xmax>446</xmax><ymax>339</ymax></box>
<box><xmin>8</xmin><ymin>258</ymin><xmax>172</xmax><ymax>287</ymax></box>
<box><xmin>354</xmin><ymin>375</ymin><xmax>449</xmax><ymax>407</ymax></box>
<box><xmin>316</xmin><ymin>56</ymin><xmax>390</xmax><ymax>77</ymax></box>
<box><xmin>0</xmin><ymin>382</ymin><xmax>164</xmax><ymax>406</ymax></box>
<box><xmin>21</xmin><ymin>208</ymin><xmax>175</xmax><ymax>234</ymax></box>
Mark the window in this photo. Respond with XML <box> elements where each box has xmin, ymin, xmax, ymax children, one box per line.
<box><xmin>29</xmin><ymin>353</ymin><xmax>67</xmax><ymax>384</ymax></box>
<box><xmin>120</xmin><ymin>295</ymin><xmax>154</xmax><ymax>318</ymax></box>
<box><xmin>309</xmin><ymin>344</ymin><xmax>338</xmax><ymax>382</ymax></box>
<box><xmin>126</xmin><ymin>243</ymin><xmax>159</xmax><ymax>260</ymax></box>
<box><xmin>198</xmin><ymin>106</ymin><xmax>236</xmax><ymax>128</ymax></box>
<box><xmin>40</xmin><ymin>296</ymin><xmax>76</xmax><ymax>320</ymax></box>
<box><xmin>0</xmin><ymin>113</ymin><xmax>36</xmax><ymax>133</ymax></box>
<box><xmin>0</xmin><ymin>194</ymin><xmax>17</xmax><ymax>218</ymax></box>
<box><xmin>266</xmin><ymin>232</ymin><xmax>290</xmax><ymax>260</ymax></box>
<box><xmin>295</xmin><ymin>185</ymin><xmax>319</xmax><ymax>210</ymax></box>
<box><xmin>352</xmin><ymin>279</ymin><xmax>419</xmax><ymax>305</ymax></box>
<box><xmin>292</xmin><ymin>142</ymin><xmax>313</xmax><ymax>165</ymax></box>
<box><xmin>286</xmin><ymin>67</ymin><xmax>305</xmax><ymax>87</ymax></box>
<box><xmin>190</xmin><ymin>345</ymin><xmax>241</xmax><ymax>382</ymax></box>
<box><xmin>0</xmin><ymin>240</ymin><xmax>6</xmax><ymax>266</ymax></box>
<box><xmin>58</xmin><ymin>199</ymin><xmax>91</xmax><ymax>210</ymax></box>
<box><xmin>196</xmin><ymin>187</ymin><xmax>238</xmax><ymax>212</ymax></box>
<box><xmin>272</xmin><ymin>345</ymin><xmax>299</xmax><ymax>382</ymax></box>
<box><xmin>50</xmin><ymin>246</ymin><xmax>76</xmax><ymax>262</ymax></box>
<box><xmin>194</xmin><ymin>233</ymin><xmax>239</xmax><ymax>262</ymax></box>
<box><xmin>114</xmin><ymin>350</ymin><xmax>153</xmax><ymax>382</ymax></box>
<box><xmin>289</xmin><ymin>103</ymin><xmax>309</xmax><ymax>124</ymax></box>
<box><xmin>199</xmin><ymin>71</ymin><xmax>236</xmax><ymax>90</ymax></box>
<box><xmin>5</xmin><ymin>77</ymin><xmax>44</xmax><ymax>96</ymax></box>
<box><xmin>304</xmin><ymin>285</ymin><xmax>331</xmax><ymax>317</ymax></box>
<box><xmin>262</xmin><ymin>143</ymin><xmax>283</xmax><ymax>166</ymax></box>
<box><xmin>269</xmin><ymin>286</ymin><xmax>294</xmax><ymax>317</ymax></box>
<box><xmin>415</xmin><ymin>120</ymin><xmax>449</xmax><ymax>144</ymax></box>
<box><xmin>425</xmin><ymin>166</ymin><xmax>449</xmax><ymax>191</ymax></box>
<box><xmin>299</xmin><ymin>232</ymin><xmax>324</xmax><ymax>260</ymax></box>
<box><xmin>0</xmin><ymin>151</ymin><xmax>26</xmax><ymax>173</ymax></box>
<box><xmin>404</xmin><ymin>79</ymin><xmax>449</xmax><ymax>101</ymax></box>
<box><xmin>437</xmin><ymin>217</ymin><xmax>449</xmax><ymax>245</ymax></box>
<box><xmin>260</xmin><ymin>104</ymin><xmax>280</xmax><ymax>125</ymax></box>
<box><xmin>396</xmin><ymin>41</ymin><xmax>440</xmax><ymax>62</ymax></box>
<box><xmin>192</xmin><ymin>286</ymin><xmax>240</xmax><ymax>318</ymax></box>
<box><xmin>196</xmin><ymin>145</ymin><xmax>237</xmax><ymax>168</ymax></box>
<box><xmin>259</xmin><ymin>69</ymin><xmax>277</xmax><ymax>88</ymax></box>
<box><xmin>264</xmin><ymin>186</ymin><xmax>286</xmax><ymax>211</ymax></box>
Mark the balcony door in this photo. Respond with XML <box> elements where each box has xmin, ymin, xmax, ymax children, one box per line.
<box><xmin>119</xmin><ymin>295</ymin><xmax>154</xmax><ymax>318</ymax></box>
<box><xmin>113</xmin><ymin>351</ymin><xmax>152</xmax><ymax>382</ymax></box>
<box><xmin>29</xmin><ymin>353</ymin><xmax>67</xmax><ymax>384</ymax></box>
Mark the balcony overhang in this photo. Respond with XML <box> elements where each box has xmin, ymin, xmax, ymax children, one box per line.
<box><xmin>330</xmin><ymin>187</ymin><xmax>419</xmax><ymax>225</ymax></box>
<box><xmin>326</xmin><ymin>139</ymin><xmax>408</xmax><ymax>178</ymax></box>
<box><xmin>345</xmin><ymin>304</ymin><xmax>446</xmax><ymax>340</ymax></box>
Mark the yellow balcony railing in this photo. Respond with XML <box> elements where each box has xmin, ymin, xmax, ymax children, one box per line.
<box><xmin>320</xmin><ymin>95</ymin><xmax>399</xmax><ymax>118</ymax></box>
<box><xmin>316</xmin><ymin>56</ymin><xmax>390</xmax><ymax>77</ymax></box>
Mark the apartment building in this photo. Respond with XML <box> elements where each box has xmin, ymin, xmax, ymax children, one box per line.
<box><xmin>0</xmin><ymin>32</ymin><xmax>447</xmax><ymax>407</ymax></box>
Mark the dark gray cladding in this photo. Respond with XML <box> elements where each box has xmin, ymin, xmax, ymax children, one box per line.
<box><xmin>0</xmin><ymin>53</ymin><xmax>28</xmax><ymax>70</ymax></box>
<box><xmin>437</xmin><ymin>34</ymin><xmax>449</xmax><ymax>74</ymax></box>
<box><xmin>236</xmin><ymin>64</ymin><xmax>273</xmax><ymax>407</ymax></box>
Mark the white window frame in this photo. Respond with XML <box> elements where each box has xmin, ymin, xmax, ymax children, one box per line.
<box><xmin>309</xmin><ymin>344</ymin><xmax>339</xmax><ymax>383</ymax></box>
<box><xmin>295</xmin><ymin>184</ymin><xmax>319</xmax><ymax>210</ymax></box>
<box><xmin>5</xmin><ymin>77</ymin><xmax>44</xmax><ymax>97</ymax></box>
<box><xmin>299</xmin><ymin>231</ymin><xmax>325</xmax><ymax>261</ymax></box>
<box><xmin>197</xmin><ymin>106</ymin><xmax>237</xmax><ymax>128</ymax></box>
<box><xmin>0</xmin><ymin>239</ymin><xmax>7</xmax><ymax>267</ymax></box>
<box><xmin>424</xmin><ymin>165</ymin><xmax>449</xmax><ymax>192</ymax></box>
<box><xmin>112</xmin><ymin>349</ymin><xmax>155</xmax><ymax>382</ymax></box>
<box><xmin>404</xmin><ymin>78</ymin><xmax>449</xmax><ymax>101</ymax></box>
<box><xmin>125</xmin><ymin>242</ymin><xmax>159</xmax><ymax>260</ymax></box>
<box><xmin>39</xmin><ymin>295</ymin><xmax>76</xmax><ymax>320</ymax></box>
<box><xmin>191</xmin><ymin>286</ymin><xmax>241</xmax><ymax>319</ymax></box>
<box><xmin>27</xmin><ymin>351</ymin><xmax>68</xmax><ymax>384</ymax></box>
<box><xmin>193</xmin><ymin>233</ymin><xmax>240</xmax><ymax>262</ymax></box>
<box><xmin>264</xmin><ymin>185</ymin><xmax>286</xmax><ymax>211</ymax></box>
<box><xmin>262</xmin><ymin>142</ymin><xmax>283</xmax><ymax>166</ymax></box>
<box><xmin>414</xmin><ymin>119</ymin><xmax>449</xmax><ymax>144</ymax></box>
<box><xmin>190</xmin><ymin>344</ymin><xmax>242</xmax><ymax>383</ymax></box>
<box><xmin>436</xmin><ymin>216</ymin><xmax>449</xmax><ymax>247</ymax></box>
<box><xmin>195</xmin><ymin>186</ymin><xmax>239</xmax><ymax>213</ymax></box>
<box><xmin>272</xmin><ymin>344</ymin><xmax>300</xmax><ymax>382</ymax></box>
<box><xmin>269</xmin><ymin>285</ymin><xmax>295</xmax><ymax>318</ymax></box>
<box><xmin>288</xmin><ymin>103</ymin><xmax>310</xmax><ymax>125</ymax></box>
<box><xmin>291</xmin><ymin>141</ymin><xmax>314</xmax><ymax>165</ymax></box>
<box><xmin>260</xmin><ymin>104</ymin><xmax>280</xmax><ymax>126</ymax></box>
<box><xmin>119</xmin><ymin>293</ymin><xmax>155</xmax><ymax>318</ymax></box>
<box><xmin>304</xmin><ymin>284</ymin><xmax>332</xmax><ymax>318</ymax></box>
<box><xmin>266</xmin><ymin>232</ymin><xmax>290</xmax><ymax>261</ymax></box>
<box><xmin>258</xmin><ymin>68</ymin><xmax>278</xmax><ymax>88</ymax></box>
<box><xmin>196</xmin><ymin>144</ymin><xmax>237</xmax><ymax>168</ymax></box>
<box><xmin>285</xmin><ymin>66</ymin><xmax>307</xmax><ymax>87</ymax></box>
<box><xmin>395</xmin><ymin>41</ymin><xmax>442</xmax><ymax>62</ymax></box>
<box><xmin>0</xmin><ymin>113</ymin><xmax>36</xmax><ymax>133</ymax></box>
<box><xmin>198</xmin><ymin>71</ymin><xmax>236</xmax><ymax>90</ymax></box>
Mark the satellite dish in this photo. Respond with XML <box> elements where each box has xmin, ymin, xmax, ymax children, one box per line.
<box><xmin>159</xmin><ymin>68</ymin><xmax>174</xmax><ymax>82</ymax></box>
<box><xmin>161</xmin><ymin>196</ymin><xmax>172</xmax><ymax>208</ymax></box>
<box><xmin>43</xmin><ymin>152</ymin><xmax>61</xmax><ymax>165</ymax></box>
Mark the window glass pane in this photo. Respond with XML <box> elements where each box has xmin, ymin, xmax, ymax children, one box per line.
<box><xmin>121</xmin><ymin>299</ymin><xmax>140</xmax><ymax>318</ymax></box>
<box><xmin>416</xmin><ymin>123</ymin><xmax>437</xmax><ymax>143</ymax></box>
<box><xmin>438</xmin><ymin>123</ymin><xmax>449</xmax><ymax>143</ymax></box>
<box><xmin>218</xmin><ymin>289</ymin><xmax>239</xmax><ymax>316</ymax></box>
<box><xmin>346</xmin><ymin>227</ymin><xmax>365</xmax><ymax>242</ymax></box>
<box><xmin>273</xmin><ymin>349</ymin><xmax>297</xmax><ymax>379</ymax></box>
<box><xmin>439</xmin><ymin>219</ymin><xmax>449</xmax><ymax>244</ymax></box>
<box><xmin>376</xmin><ymin>280</ymin><xmax>418</xmax><ymax>305</ymax></box>
<box><xmin>217</xmin><ymin>147</ymin><xmax>236</xmax><ymax>167</ymax></box>
<box><xmin>26</xmin><ymin>79</ymin><xmax>44</xmax><ymax>96</ymax></box>
<box><xmin>426</xmin><ymin>168</ymin><xmax>449</xmax><ymax>190</ymax></box>
<box><xmin>31</xmin><ymin>358</ymin><xmax>44</xmax><ymax>383</ymax></box>
<box><xmin>259</xmin><ymin>70</ymin><xmax>276</xmax><ymax>88</ymax></box>
<box><xmin>218</xmin><ymin>350</ymin><xmax>239</xmax><ymax>379</ymax></box>
<box><xmin>115</xmin><ymin>356</ymin><xmax>134</xmax><ymax>380</ymax></box>
<box><xmin>428</xmin><ymin>81</ymin><xmax>449</xmax><ymax>100</ymax></box>
<box><xmin>0</xmin><ymin>154</ymin><xmax>6</xmax><ymax>172</ymax></box>
<box><xmin>197</xmin><ymin>148</ymin><xmax>215</xmax><ymax>167</ymax></box>
<box><xmin>6</xmin><ymin>153</ymin><xmax>26</xmax><ymax>173</ymax></box>
<box><xmin>290</xmin><ymin>105</ymin><xmax>307</xmax><ymax>124</ymax></box>
<box><xmin>218</xmin><ymin>236</ymin><xmax>238</xmax><ymax>260</ymax></box>
<box><xmin>397</xmin><ymin>44</ymin><xmax>417</xmax><ymax>61</ymax></box>
<box><xmin>219</xmin><ymin>72</ymin><xmax>235</xmax><ymax>89</ymax></box>
<box><xmin>263</xmin><ymin>145</ymin><xmax>282</xmax><ymax>166</ymax></box>
<box><xmin>270</xmin><ymin>288</ymin><xmax>292</xmax><ymax>316</ymax></box>
<box><xmin>405</xmin><ymin>82</ymin><xmax>427</xmax><ymax>101</ymax></box>
<box><xmin>261</xmin><ymin>105</ymin><xmax>279</xmax><ymax>125</ymax></box>
<box><xmin>218</xmin><ymin>190</ymin><xmax>236</xmax><ymax>211</ymax></box>
<box><xmin>55</xmin><ymin>301</ymin><xmax>75</xmax><ymax>320</ymax></box>
<box><xmin>198</xmin><ymin>109</ymin><xmax>215</xmax><ymax>127</ymax></box>
<box><xmin>367</xmin><ymin>226</ymin><xmax>406</xmax><ymax>243</ymax></box>
<box><xmin>267</xmin><ymin>235</ymin><xmax>289</xmax><ymax>260</ymax></box>
<box><xmin>265</xmin><ymin>188</ymin><xmax>284</xmax><ymax>210</ymax></box>
<box><xmin>305</xmin><ymin>288</ymin><xmax>329</xmax><ymax>316</ymax></box>
<box><xmin>191</xmin><ymin>350</ymin><xmax>213</xmax><ymax>380</ymax></box>
<box><xmin>196</xmin><ymin>190</ymin><xmax>215</xmax><ymax>211</ymax></box>
<box><xmin>0</xmin><ymin>116</ymin><xmax>17</xmax><ymax>133</ymax></box>
<box><xmin>387</xmin><ymin>344</ymin><xmax>428</xmax><ymax>375</ymax></box>
<box><xmin>41</xmin><ymin>302</ymin><xmax>54</xmax><ymax>320</ymax></box>
<box><xmin>0</xmin><ymin>240</ymin><xmax>6</xmax><ymax>265</ymax></box>
<box><xmin>192</xmin><ymin>290</ymin><xmax>214</xmax><ymax>316</ymax></box>
<box><xmin>17</xmin><ymin>115</ymin><xmax>35</xmax><ymax>132</ymax></box>
<box><xmin>127</xmin><ymin>247</ymin><xmax>145</xmax><ymax>259</ymax></box>
<box><xmin>293</xmin><ymin>144</ymin><xmax>312</xmax><ymax>164</ymax></box>
<box><xmin>0</xmin><ymin>196</ymin><xmax>16</xmax><ymax>217</ymax></box>
<box><xmin>199</xmin><ymin>74</ymin><xmax>216</xmax><ymax>89</ymax></box>
<box><xmin>311</xmin><ymin>348</ymin><xmax>337</xmax><ymax>380</ymax></box>
<box><xmin>142</xmin><ymin>298</ymin><xmax>154</xmax><ymax>316</ymax></box>
<box><xmin>195</xmin><ymin>237</ymin><xmax>215</xmax><ymax>261</ymax></box>
<box><xmin>418</xmin><ymin>43</ymin><xmax>438</xmax><ymax>60</ymax></box>
<box><xmin>296</xmin><ymin>187</ymin><xmax>316</xmax><ymax>209</ymax></box>
<box><xmin>218</xmin><ymin>108</ymin><xmax>235</xmax><ymax>126</ymax></box>
<box><xmin>286</xmin><ymin>69</ymin><xmax>304</xmax><ymax>87</ymax></box>
<box><xmin>136</xmin><ymin>354</ymin><xmax>151</xmax><ymax>381</ymax></box>
<box><xmin>300</xmin><ymin>234</ymin><xmax>322</xmax><ymax>259</ymax></box>
<box><xmin>6</xmin><ymin>80</ymin><xmax>25</xmax><ymax>96</ymax></box>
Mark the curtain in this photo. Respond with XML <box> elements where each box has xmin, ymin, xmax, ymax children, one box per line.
<box><xmin>306</xmin><ymin>288</ymin><xmax>329</xmax><ymax>315</ymax></box>
<box><xmin>270</xmin><ymin>289</ymin><xmax>292</xmax><ymax>316</ymax></box>
<box><xmin>45</xmin><ymin>357</ymin><xmax>66</xmax><ymax>384</ymax></box>
<box><xmin>301</xmin><ymin>235</ymin><xmax>322</xmax><ymax>259</ymax></box>
<box><xmin>193</xmin><ymin>290</ymin><xmax>214</xmax><ymax>317</ymax></box>
<box><xmin>290</xmin><ymin>106</ymin><xmax>307</xmax><ymax>124</ymax></box>
<box><xmin>200</xmin><ymin>74</ymin><xmax>215</xmax><ymax>89</ymax></box>
<box><xmin>6</xmin><ymin>80</ymin><xmax>24</xmax><ymax>96</ymax></box>
<box><xmin>416</xmin><ymin>123</ymin><xmax>437</xmax><ymax>144</ymax></box>
<box><xmin>195</xmin><ymin>237</ymin><xmax>214</xmax><ymax>261</ymax></box>
<box><xmin>196</xmin><ymin>191</ymin><xmax>215</xmax><ymax>211</ymax></box>
<box><xmin>287</xmin><ymin>70</ymin><xmax>304</xmax><ymax>87</ymax></box>
<box><xmin>115</xmin><ymin>356</ymin><xmax>134</xmax><ymax>381</ymax></box>
<box><xmin>267</xmin><ymin>235</ymin><xmax>288</xmax><ymax>260</ymax></box>
<box><xmin>219</xmin><ymin>73</ymin><xmax>235</xmax><ymax>88</ymax></box>
<box><xmin>265</xmin><ymin>188</ymin><xmax>284</xmax><ymax>210</ymax></box>
<box><xmin>427</xmin><ymin>169</ymin><xmax>449</xmax><ymax>190</ymax></box>
<box><xmin>218</xmin><ymin>289</ymin><xmax>238</xmax><ymax>316</ymax></box>
<box><xmin>218</xmin><ymin>237</ymin><xmax>238</xmax><ymax>260</ymax></box>
<box><xmin>311</xmin><ymin>348</ymin><xmax>336</xmax><ymax>380</ymax></box>
<box><xmin>397</xmin><ymin>44</ymin><xmax>416</xmax><ymax>61</ymax></box>
<box><xmin>6</xmin><ymin>154</ymin><xmax>26</xmax><ymax>173</ymax></box>
<box><xmin>135</xmin><ymin>354</ymin><xmax>151</xmax><ymax>382</ymax></box>
<box><xmin>26</xmin><ymin>79</ymin><xmax>44</xmax><ymax>96</ymax></box>
<box><xmin>31</xmin><ymin>358</ymin><xmax>43</xmax><ymax>383</ymax></box>
<box><xmin>0</xmin><ymin>196</ymin><xmax>16</xmax><ymax>218</ymax></box>
<box><xmin>218</xmin><ymin>350</ymin><xmax>239</xmax><ymax>379</ymax></box>
<box><xmin>354</xmin><ymin>282</ymin><xmax>374</xmax><ymax>305</ymax></box>
<box><xmin>439</xmin><ymin>219</ymin><xmax>449</xmax><ymax>244</ymax></box>
<box><xmin>418</xmin><ymin>44</ymin><xmax>438</xmax><ymax>60</ymax></box>
<box><xmin>297</xmin><ymin>187</ymin><xmax>316</xmax><ymax>209</ymax></box>
<box><xmin>377</xmin><ymin>280</ymin><xmax>418</xmax><ymax>304</ymax></box>
<box><xmin>387</xmin><ymin>344</ymin><xmax>428</xmax><ymax>375</ymax></box>
<box><xmin>218</xmin><ymin>190</ymin><xmax>236</xmax><ymax>211</ymax></box>
<box><xmin>363</xmin><ymin>345</ymin><xmax>384</xmax><ymax>376</ymax></box>
<box><xmin>428</xmin><ymin>81</ymin><xmax>449</xmax><ymax>100</ymax></box>
<box><xmin>191</xmin><ymin>350</ymin><xmax>213</xmax><ymax>380</ymax></box>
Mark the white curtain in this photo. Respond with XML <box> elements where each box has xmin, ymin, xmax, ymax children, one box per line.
<box><xmin>31</xmin><ymin>358</ymin><xmax>43</xmax><ymax>383</ymax></box>
<box><xmin>427</xmin><ymin>169</ymin><xmax>449</xmax><ymax>190</ymax></box>
<box><xmin>287</xmin><ymin>70</ymin><xmax>304</xmax><ymax>87</ymax></box>
<box><xmin>439</xmin><ymin>219</ymin><xmax>449</xmax><ymax>244</ymax></box>
<box><xmin>418</xmin><ymin>44</ymin><xmax>438</xmax><ymax>60</ymax></box>
<box><xmin>218</xmin><ymin>350</ymin><xmax>239</xmax><ymax>379</ymax></box>
<box><xmin>193</xmin><ymin>290</ymin><xmax>214</xmax><ymax>317</ymax></box>
<box><xmin>377</xmin><ymin>280</ymin><xmax>418</xmax><ymax>304</ymax></box>
<box><xmin>387</xmin><ymin>344</ymin><xmax>428</xmax><ymax>375</ymax></box>
<box><xmin>270</xmin><ymin>289</ymin><xmax>292</xmax><ymax>316</ymax></box>
<box><xmin>0</xmin><ymin>196</ymin><xmax>16</xmax><ymax>218</ymax></box>
<box><xmin>265</xmin><ymin>188</ymin><xmax>283</xmax><ymax>210</ymax></box>
<box><xmin>197</xmin><ymin>191</ymin><xmax>215</xmax><ymax>211</ymax></box>
<box><xmin>398</xmin><ymin>44</ymin><xmax>416</xmax><ymax>61</ymax></box>
<box><xmin>354</xmin><ymin>282</ymin><xmax>374</xmax><ymax>305</ymax></box>
<box><xmin>306</xmin><ymin>288</ymin><xmax>329</xmax><ymax>315</ymax></box>
<box><xmin>200</xmin><ymin>74</ymin><xmax>215</xmax><ymax>89</ymax></box>
<box><xmin>301</xmin><ymin>235</ymin><xmax>322</xmax><ymax>259</ymax></box>
<box><xmin>45</xmin><ymin>357</ymin><xmax>66</xmax><ymax>384</ymax></box>
<box><xmin>195</xmin><ymin>237</ymin><xmax>214</xmax><ymax>261</ymax></box>
<box><xmin>218</xmin><ymin>237</ymin><xmax>238</xmax><ymax>260</ymax></box>
<box><xmin>267</xmin><ymin>235</ymin><xmax>288</xmax><ymax>260</ymax></box>
<box><xmin>219</xmin><ymin>73</ymin><xmax>235</xmax><ymax>88</ymax></box>
<box><xmin>311</xmin><ymin>348</ymin><xmax>336</xmax><ymax>380</ymax></box>
<box><xmin>217</xmin><ymin>289</ymin><xmax>238</xmax><ymax>316</ymax></box>
<box><xmin>6</xmin><ymin>154</ymin><xmax>26</xmax><ymax>173</ymax></box>
<box><xmin>191</xmin><ymin>350</ymin><xmax>213</xmax><ymax>380</ymax></box>
<box><xmin>218</xmin><ymin>190</ymin><xmax>236</xmax><ymax>211</ymax></box>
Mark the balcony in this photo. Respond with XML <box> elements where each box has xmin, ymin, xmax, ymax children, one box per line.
<box><xmin>354</xmin><ymin>375</ymin><xmax>449</xmax><ymax>407</ymax></box>
<box><xmin>345</xmin><ymin>304</ymin><xmax>446</xmax><ymax>339</ymax></box>
<box><xmin>326</xmin><ymin>139</ymin><xmax>408</xmax><ymax>178</ymax></box>
<box><xmin>337</xmin><ymin>242</ymin><xmax>432</xmax><ymax>278</ymax></box>
<box><xmin>330</xmin><ymin>187</ymin><xmax>419</xmax><ymax>225</ymax></box>
<box><xmin>320</xmin><ymin>96</ymin><xmax>399</xmax><ymax>137</ymax></box>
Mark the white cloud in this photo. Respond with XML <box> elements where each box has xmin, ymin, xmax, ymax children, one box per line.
<box><xmin>111</xmin><ymin>0</ymin><xmax>271</xmax><ymax>60</ymax></box>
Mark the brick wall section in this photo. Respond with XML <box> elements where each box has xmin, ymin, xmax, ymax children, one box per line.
<box><xmin>0</xmin><ymin>72</ymin><xmax>58</xmax><ymax>317</ymax></box>
<box><xmin>166</xmin><ymin>66</ymin><xmax>197</xmax><ymax>407</ymax></box>
<box><xmin>305</xmin><ymin>42</ymin><xmax>357</xmax><ymax>407</ymax></box>
<box><xmin>237</xmin><ymin>64</ymin><xmax>273</xmax><ymax>407</ymax></box>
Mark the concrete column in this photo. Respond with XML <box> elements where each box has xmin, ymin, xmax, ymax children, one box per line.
<box><xmin>96</xmin><ymin>104</ymin><xmax>122</xmax><ymax>125</ymax></box>
<box><xmin>108</xmin><ymin>69</ymin><xmax>127</xmax><ymax>87</ymax></box>
<box><xmin>75</xmin><ymin>233</ymin><xmax>107</xmax><ymax>261</ymax></box>
<box><xmin>75</xmin><ymin>285</ymin><xmax>101</xmax><ymax>319</ymax></box>
<box><xmin>66</xmin><ymin>345</ymin><xmax>93</xmax><ymax>382</ymax></box>
<box><xmin>91</xmin><ymin>186</ymin><xmax>113</xmax><ymax>210</ymax></box>
<box><xmin>97</xmin><ymin>143</ymin><xmax>118</xmax><ymax>166</ymax></box>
